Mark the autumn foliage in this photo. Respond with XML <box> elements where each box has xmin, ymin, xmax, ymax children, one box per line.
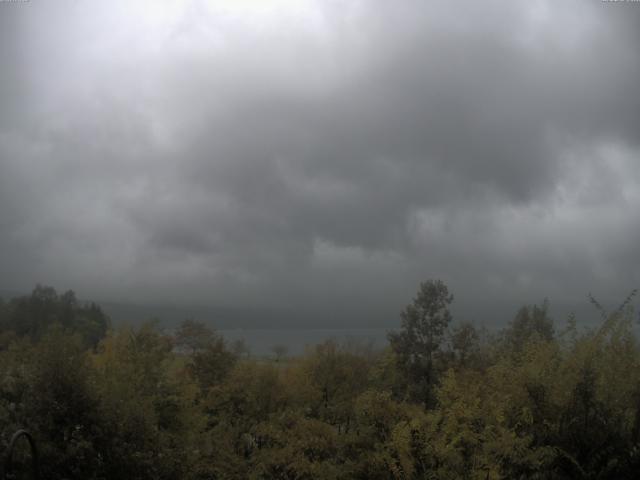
<box><xmin>1</xmin><ymin>284</ymin><xmax>640</xmax><ymax>479</ymax></box>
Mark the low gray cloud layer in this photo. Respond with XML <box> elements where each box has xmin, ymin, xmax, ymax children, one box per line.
<box><xmin>1</xmin><ymin>0</ymin><xmax>639</xmax><ymax>325</ymax></box>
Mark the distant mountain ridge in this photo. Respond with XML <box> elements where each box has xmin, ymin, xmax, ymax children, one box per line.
<box><xmin>99</xmin><ymin>300</ymin><xmax>297</xmax><ymax>329</ymax></box>
<box><xmin>0</xmin><ymin>287</ymin><xmax>624</xmax><ymax>330</ymax></box>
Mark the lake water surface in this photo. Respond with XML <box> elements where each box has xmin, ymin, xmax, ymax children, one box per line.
<box><xmin>218</xmin><ymin>328</ymin><xmax>393</xmax><ymax>356</ymax></box>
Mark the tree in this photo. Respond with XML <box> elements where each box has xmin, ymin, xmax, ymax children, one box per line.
<box><xmin>388</xmin><ymin>279</ymin><xmax>453</xmax><ymax>407</ymax></box>
<box><xmin>271</xmin><ymin>344</ymin><xmax>288</xmax><ymax>363</ymax></box>
<box><xmin>503</xmin><ymin>299</ymin><xmax>554</xmax><ymax>352</ymax></box>
<box><xmin>189</xmin><ymin>338</ymin><xmax>237</xmax><ymax>391</ymax></box>
<box><xmin>22</xmin><ymin>327</ymin><xmax>103</xmax><ymax>479</ymax></box>
<box><xmin>302</xmin><ymin>339</ymin><xmax>371</xmax><ymax>428</ymax></box>
<box><xmin>0</xmin><ymin>286</ymin><xmax>109</xmax><ymax>348</ymax></box>
<box><xmin>92</xmin><ymin>322</ymin><xmax>201</xmax><ymax>480</ymax></box>
<box><xmin>449</xmin><ymin>321</ymin><xmax>480</xmax><ymax>368</ymax></box>
<box><xmin>174</xmin><ymin>319</ymin><xmax>215</xmax><ymax>354</ymax></box>
<box><xmin>173</xmin><ymin>319</ymin><xmax>238</xmax><ymax>390</ymax></box>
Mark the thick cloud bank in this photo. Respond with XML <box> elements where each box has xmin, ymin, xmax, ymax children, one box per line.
<box><xmin>1</xmin><ymin>0</ymin><xmax>639</xmax><ymax>325</ymax></box>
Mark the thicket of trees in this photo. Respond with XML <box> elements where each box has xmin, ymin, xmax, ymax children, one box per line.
<box><xmin>1</xmin><ymin>282</ymin><xmax>640</xmax><ymax>479</ymax></box>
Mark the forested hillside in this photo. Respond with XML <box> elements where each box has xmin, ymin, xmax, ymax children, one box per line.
<box><xmin>1</xmin><ymin>283</ymin><xmax>640</xmax><ymax>479</ymax></box>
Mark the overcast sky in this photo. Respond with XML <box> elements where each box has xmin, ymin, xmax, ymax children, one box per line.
<box><xmin>1</xmin><ymin>0</ymin><xmax>639</xmax><ymax>326</ymax></box>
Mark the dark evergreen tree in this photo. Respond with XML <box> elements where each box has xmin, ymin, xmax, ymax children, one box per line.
<box><xmin>388</xmin><ymin>279</ymin><xmax>453</xmax><ymax>407</ymax></box>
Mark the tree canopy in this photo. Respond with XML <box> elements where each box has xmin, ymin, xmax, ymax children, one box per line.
<box><xmin>388</xmin><ymin>279</ymin><xmax>454</xmax><ymax>407</ymax></box>
<box><xmin>1</xmin><ymin>283</ymin><xmax>640</xmax><ymax>479</ymax></box>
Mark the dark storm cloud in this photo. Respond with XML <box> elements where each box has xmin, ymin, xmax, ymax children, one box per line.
<box><xmin>1</xmin><ymin>0</ymin><xmax>639</xmax><ymax>323</ymax></box>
